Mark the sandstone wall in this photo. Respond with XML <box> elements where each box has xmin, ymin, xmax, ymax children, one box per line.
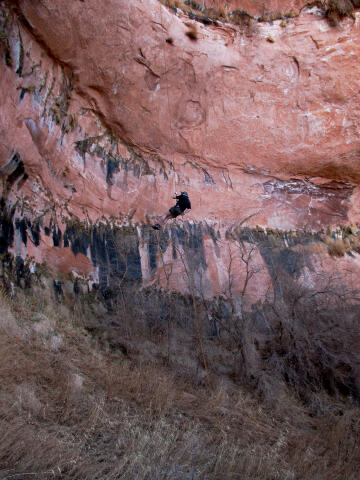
<box><xmin>1</xmin><ymin>0</ymin><xmax>360</xmax><ymax>303</ymax></box>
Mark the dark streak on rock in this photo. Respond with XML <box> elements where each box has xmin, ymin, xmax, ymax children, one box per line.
<box><xmin>170</xmin><ymin>223</ymin><xmax>207</xmax><ymax>270</ymax></box>
<box><xmin>0</xmin><ymin>199</ymin><xmax>15</xmax><ymax>254</ymax></box>
<box><xmin>52</xmin><ymin>225</ymin><xmax>62</xmax><ymax>247</ymax></box>
<box><xmin>106</xmin><ymin>156</ymin><xmax>120</xmax><ymax>185</ymax></box>
<box><xmin>64</xmin><ymin>224</ymin><xmax>142</xmax><ymax>291</ymax></box>
<box><xmin>230</xmin><ymin>226</ymin><xmax>320</xmax><ymax>296</ymax></box>
<box><xmin>6</xmin><ymin>161</ymin><xmax>25</xmax><ymax>188</ymax></box>
<box><xmin>202</xmin><ymin>167</ymin><xmax>215</xmax><ymax>185</ymax></box>
<box><xmin>15</xmin><ymin>218</ymin><xmax>27</xmax><ymax>245</ymax></box>
<box><xmin>27</xmin><ymin>219</ymin><xmax>40</xmax><ymax>246</ymax></box>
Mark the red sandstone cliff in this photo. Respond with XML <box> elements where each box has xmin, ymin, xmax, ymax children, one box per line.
<box><xmin>1</xmin><ymin>0</ymin><xmax>360</xmax><ymax>298</ymax></box>
<box><xmin>2</xmin><ymin>6</ymin><xmax>360</xmax><ymax>476</ymax></box>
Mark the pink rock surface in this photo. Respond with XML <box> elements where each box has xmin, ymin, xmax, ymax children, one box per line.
<box><xmin>2</xmin><ymin>0</ymin><xmax>360</xmax><ymax>228</ymax></box>
<box><xmin>1</xmin><ymin>1</ymin><xmax>360</xmax><ymax>296</ymax></box>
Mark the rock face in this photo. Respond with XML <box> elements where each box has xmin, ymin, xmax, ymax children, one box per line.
<box><xmin>1</xmin><ymin>0</ymin><xmax>360</xmax><ymax>302</ymax></box>
<box><xmin>205</xmin><ymin>0</ymin><xmax>304</xmax><ymax>16</ymax></box>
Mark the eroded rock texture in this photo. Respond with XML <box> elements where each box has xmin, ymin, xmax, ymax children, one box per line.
<box><xmin>199</xmin><ymin>0</ymin><xmax>305</xmax><ymax>17</ymax></box>
<box><xmin>1</xmin><ymin>0</ymin><xmax>360</xmax><ymax>303</ymax></box>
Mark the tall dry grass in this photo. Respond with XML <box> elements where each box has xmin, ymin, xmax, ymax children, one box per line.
<box><xmin>0</xmin><ymin>287</ymin><xmax>360</xmax><ymax>479</ymax></box>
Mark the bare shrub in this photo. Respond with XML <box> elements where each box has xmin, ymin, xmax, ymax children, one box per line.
<box><xmin>351</xmin><ymin>234</ymin><xmax>360</xmax><ymax>253</ymax></box>
<box><xmin>325</xmin><ymin>0</ymin><xmax>355</xmax><ymax>25</ymax></box>
<box><xmin>260</xmin><ymin>10</ymin><xmax>285</xmax><ymax>21</ymax></box>
<box><xmin>229</xmin><ymin>10</ymin><xmax>252</xmax><ymax>27</ymax></box>
<box><xmin>264</xmin><ymin>285</ymin><xmax>360</xmax><ymax>399</ymax></box>
<box><xmin>192</xmin><ymin>229</ymin><xmax>360</xmax><ymax>408</ymax></box>
<box><xmin>2</xmin><ymin>220</ymin><xmax>360</xmax><ymax>478</ymax></box>
<box><xmin>1</xmin><ymin>261</ymin><xmax>360</xmax><ymax>479</ymax></box>
<box><xmin>325</xmin><ymin>236</ymin><xmax>348</xmax><ymax>257</ymax></box>
<box><xmin>219</xmin><ymin>264</ymin><xmax>360</xmax><ymax>406</ymax></box>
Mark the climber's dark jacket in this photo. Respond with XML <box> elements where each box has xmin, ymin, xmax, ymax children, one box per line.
<box><xmin>169</xmin><ymin>193</ymin><xmax>191</xmax><ymax>217</ymax></box>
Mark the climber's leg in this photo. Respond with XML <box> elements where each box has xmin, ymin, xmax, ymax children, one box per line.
<box><xmin>152</xmin><ymin>206</ymin><xmax>181</xmax><ymax>229</ymax></box>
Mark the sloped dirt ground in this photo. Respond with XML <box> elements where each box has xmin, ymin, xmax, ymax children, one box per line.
<box><xmin>1</xmin><ymin>283</ymin><xmax>360</xmax><ymax>480</ymax></box>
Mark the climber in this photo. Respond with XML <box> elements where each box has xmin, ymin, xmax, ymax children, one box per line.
<box><xmin>152</xmin><ymin>191</ymin><xmax>191</xmax><ymax>230</ymax></box>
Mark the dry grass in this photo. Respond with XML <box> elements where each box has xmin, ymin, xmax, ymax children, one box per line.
<box><xmin>218</xmin><ymin>5</ymin><xmax>228</xmax><ymax>18</ymax></box>
<box><xmin>185</xmin><ymin>22</ymin><xmax>198</xmax><ymax>40</ymax></box>
<box><xmin>1</xmin><ymin>283</ymin><xmax>360</xmax><ymax>479</ymax></box>
<box><xmin>323</xmin><ymin>228</ymin><xmax>360</xmax><ymax>256</ymax></box>
<box><xmin>326</xmin><ymin>237</ymin><xmax>347</xmax><ymax>256</ymax></box>
<box><xmin>160</xmin><ymin>0</ymin><xmax>358</xmax><ymax>29</ymax></box>
<box><xmin>0</xmin><ymin>291</ymin><xmax>282</xmax><ymax>479</ymax></box>
<box><xmin>307</xmin><ymin>240</ymin><xmax>327</xmax><ymax>254</ymax></box>
<box><xmin>229</xmin><ymin>10</ymin><xmax>252</xmax><ymax>26</ymax></box>
<box><xmin>260</xmin><ymin>10</ymin><xmax>285</xmax><ymax>22</ymax></box>
<box><xmin>158</xmin><ymin>0</ymin><xmax>288</xmax><ymax>38</ymax></box>
<box><xmin>159</xmin><ymin>0</ymin><xmax>231</xmax><ymax>25</ymax></box>
<box><xmin>325</xmin><ymin>0</ymin><xmax>357</xmax><ymax>25</ymax></box>
<box><xmin>350</xmin><ymin>234</ymin><xmax>360</xmax><ymax>253</ymax></box>
<box><xmin>161</xmin><ymin>0</ymin><xmax>183</xmax><ymax>8</ymax></box>
<box><xmin>324</xmin><ymin>235</ymin><xmax>353</xmax><ymax>257</ymax></box>
<box><xmin>160</xmin><ymin>0</ymin><xmax>200</xmax><ymax>14</ymax></box>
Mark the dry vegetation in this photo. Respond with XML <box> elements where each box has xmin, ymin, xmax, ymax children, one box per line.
<box><xmin>325</xmin><ymin>236</ymin><xmax>348</xmax><ymax>256</ymax></box>
<box><xmin>325</xmin><ymin>0</ymin><xmax>358</xmax><ymax>25</ymax></box>
<box><xmin>1</xmin><ymin>266</ymin><xmax>360</xmax><ymax>480</ymax></box>
<box><xmin>159</xmin><ymin>0</ymin><xmax>259</xmax><ymax>26</ymax></box>
<box><xmin>324</xmin><ymin>227</ymin><xmax>360</xmax><ymax>257</ymax></box>
<box><xmin>185</xmin><ymin>22</ymin><xmax>198</xmax><ymax>40</ymax></box>
<box><xmin>159</xmin><ymin>0</ymin><xmax>359</xmax><ymax>29</ymax></box>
